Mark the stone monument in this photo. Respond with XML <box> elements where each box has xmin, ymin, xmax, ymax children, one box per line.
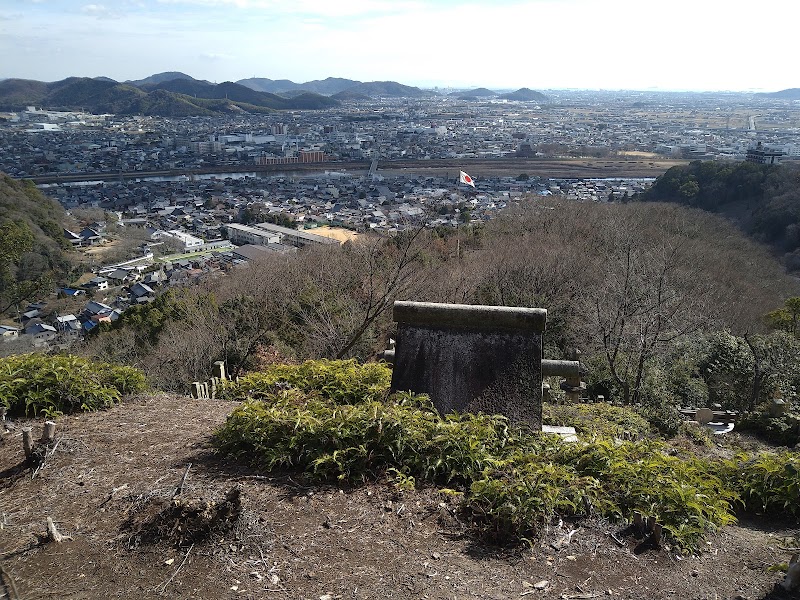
<box><xmin>390</xmin><ymin>301</ymin><xmax>546</xmax><ymax>427</ymax></box>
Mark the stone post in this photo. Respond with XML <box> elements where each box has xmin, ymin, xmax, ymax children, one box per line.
<box><xmin>212</xmin><ymin>361</ymin><xmax>226</xmax><ymax>381</ymax></box>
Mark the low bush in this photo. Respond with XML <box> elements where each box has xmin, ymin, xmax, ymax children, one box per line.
<box><xmin>543</xmin><ymin>403</ymin><xmax>651</xmax><ymax>439</ymax></box>
<box><xmin>721</xmin><ymin>452</ymin><xmax>800</xmax><ymax>517</ymax></box>
<box><xmin>677</xmin><ymin>421</ymin><xmax>715</xmax><ymax>447</ymax></box>
<box><xmin>636</xmin><ymin>399</ymin><xmax>685</xmax><ymax>437</ymax></box>
<box><xmin>214</xmin><ymin>390</ymin><xmax>512</xmax><ymax>484</ymax></box>
<box><xmin>737</xmin><ymin>408</ymin><xmax>800</xmax><ymax>447</ymax></box>
<box><xmin>214</xmin><ymin>360</ymin><xmax>800</xmax><ymax>553</ymax></box>
<box><xmin>220</xmin><ymin>359</ymin><xmax>391</xmax><ymax>404</ymax></box>
<box><xmin>0</xmin><ymin>353</ymin><xmax>147</xmax><ymax>416</ymax></box>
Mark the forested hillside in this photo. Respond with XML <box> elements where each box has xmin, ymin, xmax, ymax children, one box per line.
<box><xmin>640</xmin><ymin>161</ymin><xmax>800</xmax><ymax>270</ymax></box>
<box><xmin>87</xmin><ymin>201</ymin><xmax>799</xmax><ymax>415</ymax></box>
<box><xmin>0</xmin><ymin>173</ymin><xmax>71</xmax><ymax>313</ymax></box>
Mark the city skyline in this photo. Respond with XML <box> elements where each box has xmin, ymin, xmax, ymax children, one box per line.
<box><xmin>1</xmin><ymin>0</ymin><xmax>797</xmax><ymax>93</ymax></box>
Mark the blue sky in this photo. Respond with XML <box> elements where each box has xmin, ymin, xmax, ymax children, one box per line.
<box><xmin>1</xmin><ymin>0</ymin><xmax>796</xmax><ymax>91</ymax></box>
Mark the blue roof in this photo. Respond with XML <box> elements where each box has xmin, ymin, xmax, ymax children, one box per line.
<box><xmin>60</xmin><ymin>288</ymin><xmax>84</xmax><ymax>296</ymax></box>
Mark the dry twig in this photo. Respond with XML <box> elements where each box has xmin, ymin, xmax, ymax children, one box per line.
<box><xmin>173</xmin><ymin>463</ymin><xmax>192</xmax><ymax>498</ymax></box>
<box><xmin>0</xmin><ymin>563</ymin><xmax>20</xmax><ymax>600</ymax></box>
<box><xmin>155</xmin><ymin>543</ymin><xmax>194</xmax><ymax>594</ymax></box>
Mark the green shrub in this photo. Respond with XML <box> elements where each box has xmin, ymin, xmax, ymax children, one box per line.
<box><xmin>214</xmin><ymin>359</ymin><xmax>800</xmax><ymax>552</ymax></box>
<box><xmin>98</xmin><ymin>363</ymin><xmax>148</xmax><ymax>396</ymax></box>
<box><xmin>678</xmin><ymin>421</ymin><xmax>715</xmax><ymax>447</ymax></box>
<box><xmin>721</xmin><ymin>452</ymin><xmax>800</xmax><ymax>517</ymax></box>
<box><xmin>214</xmin><ymin>390</ymin><xmax>512</xmax><ymax>484</ymax></box>
<box><xmin>467</xmin><ymin>459</ymin><xmax>602</xmax><ymax>545</ymax></box>
<box><xmin>737</xmin><ymin>408</ymin><xmax>800</xmax><ymax>447</ymax></box>
<box><xmin>543</xmin><ymin>402</ymin><xmax>651</xmax><ymax>439</ymax></box>
<box><xmin>636</xmin><ymin>399</ymin><xmax>684</xmax><ymax>437</ymax></box>
<box><xmin>560</xmin><ymin>441</ymin><xmax>737</xmax><ymax>546</ymax></box>
<box><xmin>0</xmin><ymin>353</ymin><xmax>148</xmax><ymax>416</ymax></box>
<box><xmin>220</xmin><ymin>359</ymin><xmax>391</xmax><ymax>404</ymax></box>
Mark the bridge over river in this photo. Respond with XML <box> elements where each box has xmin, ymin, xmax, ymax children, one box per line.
<box><xmin>24</xmin><ymin>157</ymin><xmax>686</xmax><ymax>185</ymax></box>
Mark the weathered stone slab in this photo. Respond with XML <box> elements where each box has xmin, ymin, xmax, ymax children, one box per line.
<box><xmin>390</xmin><ymin>301</ymin><xmax>546</xmax><ymax>427</ymax></box>
<box><xmin>695</xmin><ymin>407</ymin><xmax>714</xmax><ymax>425</ymax></box>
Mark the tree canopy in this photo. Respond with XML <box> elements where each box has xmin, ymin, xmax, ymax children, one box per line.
<box><xmin>0</xmin><ymin>174</ymin><xmax>71</xmax><ymax>313</ymax></box>
<box><xmin>640</xmin><ymin>161</ymin><xmax>800</xmax><ymax>270</ymax></box>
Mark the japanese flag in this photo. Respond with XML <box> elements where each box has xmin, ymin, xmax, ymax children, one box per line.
<box><xmin>459</xmin><ymin>170</ymin><xmax>475</xmax><ymax>188</ymax></box>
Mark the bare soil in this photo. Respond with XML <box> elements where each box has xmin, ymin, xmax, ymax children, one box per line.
<box><xmin>1</xmin><ymin>395</ymin><xmax>798</xmax><ymax>600</ymax></box>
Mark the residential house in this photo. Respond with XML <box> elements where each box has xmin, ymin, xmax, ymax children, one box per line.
<box><xmin>79</xmin><ymin>228</ymin><xmax>103</xmax><ymax>246</ymax></box>
<box><xmin>129</xmin><ymin>282</ymin><xmax>155</xmax><ymax>304</ymax></box>
<box><xmin>55</xmin><ymin>314</ymin><xmax>82</xmax><ymax>339</ymax></box>
<box><xmin>60</xmin><ymin>287</ymin><xmax>86</xmax><ymax>298</ymax></box>
<box><xmin>105</xmin><ymin>268</ymin><xmax>138</xmax><ymax>285</ymax></box>
<box><xmin>64</xmin><ymin>229</ymin><xmax>83</xmax><ymax>246</ymax></box>
<box><xmin>24</xmin><ymin>322</ymin><xmax>57</xmax><ymax>347</ymax></box>
<box><xmin>0</xmin><ymin>325</ymin><xmax>20</xmax><ymax>341</ymax></box>
<box><xmin>84</xmin><ymin>276</ymin><xmax>109</xmax><ymax>291</ymax></box>
<box><xmin>81</xmin><ymin>300</ymin><xmax>115</xmax><ymax>326</ymax></box>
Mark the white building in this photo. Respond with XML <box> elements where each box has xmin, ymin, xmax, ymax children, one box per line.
<box><xmin>157</xmin><ymin>230</ymin><xmax>204</xmax><ymax>252</ymax></box>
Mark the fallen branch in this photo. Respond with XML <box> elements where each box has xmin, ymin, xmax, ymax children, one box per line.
<box><xmin>0</xmin><ymin>563</ymin><xmax>20</xmax><ymax>600</ymax></box>
<box><xmin>155</xmin><ymin>543</ymin><xmax>194</xmax><ymax>594</ymax></box>
<box><xmin>173</xmin><ymin>463</ymin><xmax>192</xmax><ymax>499</ymax></box>
<box><xmin>47</xmin><ymin>438</ymin><xmax>62</xmax><ymax>458</ymax></box>
<box><xmin>46</xmin><ymin>517</ymin><xmax>72</xmax><ymax>543</ymax></box>
<box><xmin>609</xmin><ymin>532</ymin><xmax>625</xmax><ymax>547</ymax></box>
<box><xmin>99</xmin><ymin>483</ymin><xmax>129</xmax><ymax>508</ymax></box>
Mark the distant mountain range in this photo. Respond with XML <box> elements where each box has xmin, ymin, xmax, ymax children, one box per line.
<box><xmin>0</xmin><ymin>71</ymin><xmax>550</xmax><ymax>116</ymax></box>
<box><xmin>498</xmin><ymin>88</ymin><xmax>548</xmax><ymax>102</ymax></box>
<box><xmin>236</xmin><ymin>76</ymin><xmax>435</xmax><ymax>99</ymax></box>
<box><xmin>755</xmin><ymin>88</ymin><xmax>800</xmax><ymax>100</ymax></box>
<box><xmin>450</xmin><ymin>87</ymin><xmax>498</xmax><ymax>100</ymax></box>
<box><xmin>0</xmin><ymin>73</ymin><xmax>338</xmax><ymax>116</ymax></box>
<box><xmin>237</xmin><ymin>76</ymin><xmax>360</xmax><ymax>96</ymax></box>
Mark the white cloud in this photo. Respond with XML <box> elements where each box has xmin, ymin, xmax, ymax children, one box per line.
<box><xmin>200</xmin><ymin>52</ymin><xmax>235</xmax><ymax>61</ymax></box>
<box><xmin>80</xmin><ymin>4</ymin><xmax>119</xmax><ymax>18</ymax></box>
<box><xmin>3</xmin><ymin>0</ymin><xmax>798</xmax><ymax>90</ymax></box>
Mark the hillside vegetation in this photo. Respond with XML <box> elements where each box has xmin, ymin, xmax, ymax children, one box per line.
<box><xmin>0</xmin><ymin>173</ymin><xmax>71</xmax><ymax>313</ymax></box>
<box><xmin>86</xmin><ymin>200</ymin><xmax>799</xmax><ymax>422</ymax></box>
<box><xmin>640</xmin><ymin>161</ymin><xmax>800</xmax><ymax>270</ymax></box>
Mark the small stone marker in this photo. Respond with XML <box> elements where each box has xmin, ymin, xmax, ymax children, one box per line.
<box><xmin>769</xmin><ymin>399</ymin><xmax>788</xmax><ymax>417</ymax></box>
<box><xmin>695</xmin><ymin>407</ymin><xmax>714</xmax><ymax>425</ymax></box>
<box><xmin>212</xmin><ymin>361</ymin><xmax>226</xmax><ymax>381</ymax></box>
<box><xmin>390</xmin><ymin>301</ymin><xmax>546</xmax><ymax>427</ymax></box>
<box><xmin>41</xmin><ymin>421</ymin><xmax>56</xmax><ymax>443</ymax></box>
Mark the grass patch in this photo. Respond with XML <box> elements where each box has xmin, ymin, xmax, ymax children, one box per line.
<box><xmin>0</xmin><ymin>353</ymin><xmax>147</xmax><ymax>417</ymax></box>
<box><xmin>543</xmin><ymin>403</ymin><xmax>651</xmax><ymax>439</ymax></box>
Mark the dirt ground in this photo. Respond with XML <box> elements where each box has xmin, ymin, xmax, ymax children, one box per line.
<box><xmin>1</xmin><ymin>395</ymin><xmax>798</xmax><ymax>600</ymax></box>
<box><xmin>309</xmin><ymin>227</ymin><xmax>361</xmax><ymax>243</ymax></box>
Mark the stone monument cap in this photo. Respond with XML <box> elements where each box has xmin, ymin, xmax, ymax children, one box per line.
<box><xmin>393</xmin><ymin>301</ymin><xmax>547</xmax><ymax>332</ymax></box>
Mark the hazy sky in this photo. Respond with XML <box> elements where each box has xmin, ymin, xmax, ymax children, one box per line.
<box><xmin>1</xmin><ymin>0</ymin><xmax>796</xmax><ymax>91</ymax></box>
